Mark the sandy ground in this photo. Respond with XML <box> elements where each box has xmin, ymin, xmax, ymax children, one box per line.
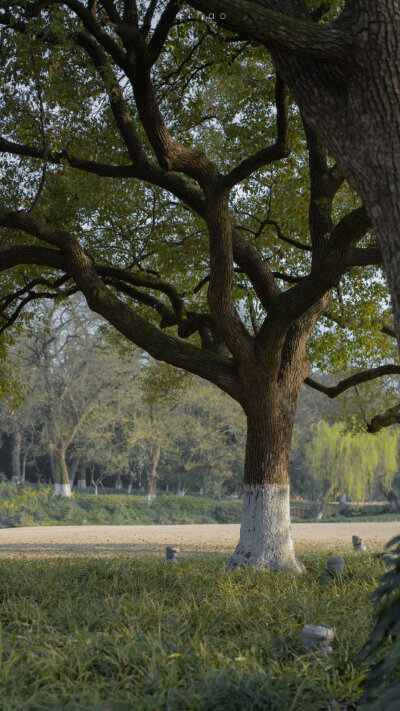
<box><xmin>0</xmin><ymin>521</ymin><xmax>398</xmax><ymax>558</ymax></box>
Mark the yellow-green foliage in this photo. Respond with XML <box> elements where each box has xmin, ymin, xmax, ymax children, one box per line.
<box><xmin>306</xmin><ymin>422</ymin><xmax>399</xmax><ymax>500</ymax></box>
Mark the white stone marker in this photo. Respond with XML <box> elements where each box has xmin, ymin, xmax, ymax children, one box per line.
<box><xmin>301</xmin><ymin>625</ymin><xmax>335</xmax><ymax>654</ymax></box>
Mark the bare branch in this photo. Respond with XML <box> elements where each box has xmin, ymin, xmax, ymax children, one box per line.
<box><xmin>148</xmin><ymin>0</ymin><xmax>181</xmax><ymax>64</ymax></box>
<box><xmin>64</xmin><ymin>0</ymin><xmax>127</xmax><ymax>69</ymax></box>
<box><xmin>141</xmin><ymin>0</ymin><xmax>156</xmax><ymax>36</ymax></box>
<box><xmin>221</xmin><ymin>76</ymin><xmax>290</xmax><ymax>189</ymax></box>
<box><xmin>97</xmin><ymin>264</ymin><xmax>186</xmax><ymax>320</ymax></box>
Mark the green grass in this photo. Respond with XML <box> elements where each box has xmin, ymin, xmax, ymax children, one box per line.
<box><xmin>0</xmin><ymin>551</ymin><xmax>386</xmax><ymax>710</ymax></box>
<box><xmin>1</xmin><ymin>482</ymin><xmax>399</xmax><ymax>528</ymax></box>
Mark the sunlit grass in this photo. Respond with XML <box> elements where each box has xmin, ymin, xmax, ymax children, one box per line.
<box><xmin>0</xmin><ymin>551</ymin><xmax>385</xmax><ymax>710</ymax></box>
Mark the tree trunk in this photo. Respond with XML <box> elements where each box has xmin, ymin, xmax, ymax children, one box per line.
<box><xmin>126</xmin><ymin>472</ymin><xmax>134</xmax><ymax>494</ymax></box>
<box><xmin>49</xmin><ymin>443</ymin><xmax>71</xmax><ymax>496</ymax></box>
<box><xmin>115</xmin><ymin>473</ymin><xmax>123</xmax><ymax>490</ymax></box>
<box><xmin>69</xmin><ymin>454</ymin><xmax>80</xmax><ymax>488</ymax></box>
<box><xmin>147</xmin><ymin>442</ymin><xmax>161</xmax><ymax>497</ymax></box>
<box><xmin>21</xmin><ymin>445</ymin><xmax>30</xmax><ymax>482</ymax></box>
<box><xmin>379</xmin><ymin>482</ymin><xmax>400</xmax><ymax>512</ymax></box>
<box><xmin>11</xmin><ymin>429</ymin><xmax>22</xmax><ymax>484</ymax></box>
<box><xmin>316</xmin><ymin>483</ymin><xmax>336</xmax><ymax>520</ymax></box>
<box><xmin>57</xmin><ymin>447</ymin><xmax>72</xmax><ymax>497</ymax></box>
<box><xmin>227</xmin><ymin>392</ymin><xmax>305</xmax><ymax>573</ymax></box>
<box><xmin>48</xmin><ymin>442</ymin><xmax>58</xmax><ymax>492</ymax></box>
<box><xmin>77</xmin><ymin>462</ymin><xmax>87</xmax><ymax>489</ymax></box>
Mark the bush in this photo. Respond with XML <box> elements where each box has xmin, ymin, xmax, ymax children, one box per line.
<box><xmin>358</xmin><ymin>536</ymin><xmax>400</xmax><ymax>709</ymax></box>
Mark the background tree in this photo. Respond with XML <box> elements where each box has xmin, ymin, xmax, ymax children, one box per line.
<box><xmin>305</xmin><ymin>421</ymin><xmax>400</xmax><ymax>518</ymax></box>
<box><xmin>0</xmin><ymin>300</ymin><xmax>141</xmax><ymax>494</ymax></box>
<box><xmin>0</xmin><ymin>0</ymin><xmax>398</xmax><ymax>570</ymax></box>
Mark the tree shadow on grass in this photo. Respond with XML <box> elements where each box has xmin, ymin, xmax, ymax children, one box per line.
<box><xmin>178</xmin><ymin>670</ymin><xmax>276</xmax><ymax>711</ymax></box>
<box><xmin>0</xmin><ymin>542</ymin><xmax>226</xmax><ymax>558</ymax></box>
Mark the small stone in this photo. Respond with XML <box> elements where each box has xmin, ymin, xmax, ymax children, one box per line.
<box><xmin>352</xmin><ymin>535</ymin><xmax>366</xmax><ymax>551</ymax></box>
<box><xmin>166</xmin><ymin>545</ymin><xmax>179</xmax><ymax>563</ymax></box>
<box><xmin>382</xmin><ymin>553</ymin><xmax>399</xmax><ymax>567</ymax></box>
<box><xmin>327</xmin><ymin>557</ymin><xmax>345</xmax><ymax>577</ymax></box>
<box><xmin>301</xmin><ymin>625</ymin><xmax>335</xmax><ymax>653</ymax></box>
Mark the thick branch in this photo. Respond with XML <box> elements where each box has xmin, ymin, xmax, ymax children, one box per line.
<box><xmin>0</xmin><ymin>245</ymin><xmax>67</xmax><ymax>272</ymax></box>
<box><xmin>148</xmin><ymin>0</ymin><xmax>181</xmax><ymax>64</ymax></box>
<box><xmin>329</xmin><ymin>205</ymin><xmax>371</xmax><ymax>254</ymax></box>
<box><xmin>64</xmin><ymin>0</ymin><xmax>128</xmax><ymax>69</ymax></box>
<box><xmin>0</xmin><ymin>137</ymin><xmax>279</xmax><ymax>310</ymax></box>
<box><xmin>367</xmin><ymin>405</ymin><xmax>400</xmax><ymax>434</ymax></box>
<box><xmin>75</xmin><ymin>32</ymin><xmax>146</xmax><ymax>166</ymax></box>
<box><xmin>346</xmin><ymin>246</ymin><xmax>382</xmax><ymax>268</ymax></box>
<box><xmin>187</xmin><ymin>0</ymin><xmax>350</xmax><ymax>64</ymax></box>
<box><xmin>0</xmin><ymin>210</ymin><xmax>240</xmax><ymax>398</ymax></box>
<box><xmin>305</xmin><ymin>365</ymin><xmax>400</xmax><ymax>399</ymax></box>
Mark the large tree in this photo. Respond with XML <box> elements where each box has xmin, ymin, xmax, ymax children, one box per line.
<box><xmin>0</xmin><ymin>0</ymin><xmax>397</xmax><ymax>571</ymax></box>
<box><xmin>188</xmin><ymin>0</ymin><xmax>400</xmax><ymax>357</ymax></box>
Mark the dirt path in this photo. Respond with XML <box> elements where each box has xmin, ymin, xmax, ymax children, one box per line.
<box><xmin>0</xmin><ymin>521</ymin><xmax>398</xmax><ymax>558</ymax></box>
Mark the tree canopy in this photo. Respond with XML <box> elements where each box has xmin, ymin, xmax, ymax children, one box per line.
<box><xmin>0</xmin><ymin>0</ymin><xmax>399</xmax><ymax>569</ymax></box>
<box><xmin>188</xmin><ymin>0</ymin><xmax>400</xmax><ymax>360</ymax></box>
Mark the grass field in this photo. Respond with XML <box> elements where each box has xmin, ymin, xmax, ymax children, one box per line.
<box><xmin>0</xmin><ymin>550</ymin><xmax>386</xmax><ymax>710</ymax></box>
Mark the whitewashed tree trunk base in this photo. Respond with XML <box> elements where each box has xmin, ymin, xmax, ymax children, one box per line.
<box><xmin>54</xmin><ymin>483</ymin><xmax>72</xmax><ymax>497</ymax></box>
<box><xmin>77</xmin><ymin>480</ymin><xmax>87</xmax><ymax>489</ymax></box>
<box><xmin>226</xmin><ymin>484</ymin><xmax>304</xmax><ymax>573</ymax></box>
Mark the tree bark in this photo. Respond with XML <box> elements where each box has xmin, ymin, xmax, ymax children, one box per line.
<box><xmin>227</xmin><ymin>377</ymin><xmax>305</xmax><ymax>573</ymax></box>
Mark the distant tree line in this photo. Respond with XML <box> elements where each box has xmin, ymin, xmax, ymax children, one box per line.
<box><xmin>1</xmin><ymin>301</ymin><xmax>399</xmax><ymax>505</ymax></box>
<box><xmin>0</xmin><ymin>301</ymin><xmax>246</xmax><ymax>497</ymax></box>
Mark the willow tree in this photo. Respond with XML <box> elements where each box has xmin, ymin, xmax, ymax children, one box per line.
<box><xmin>0</xmin><ymin>1</ymin><xmax>398</xmax><ymax>571</ymax></box>
<box><xmin>305</xmin><ymin>421</ymin><xmax>399</xmax><ymax>516</ymax></box>
<box><xmin>189</xmin><ymin>0</ymin><xmax>400</xmax><ymax>360</ymax></box>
